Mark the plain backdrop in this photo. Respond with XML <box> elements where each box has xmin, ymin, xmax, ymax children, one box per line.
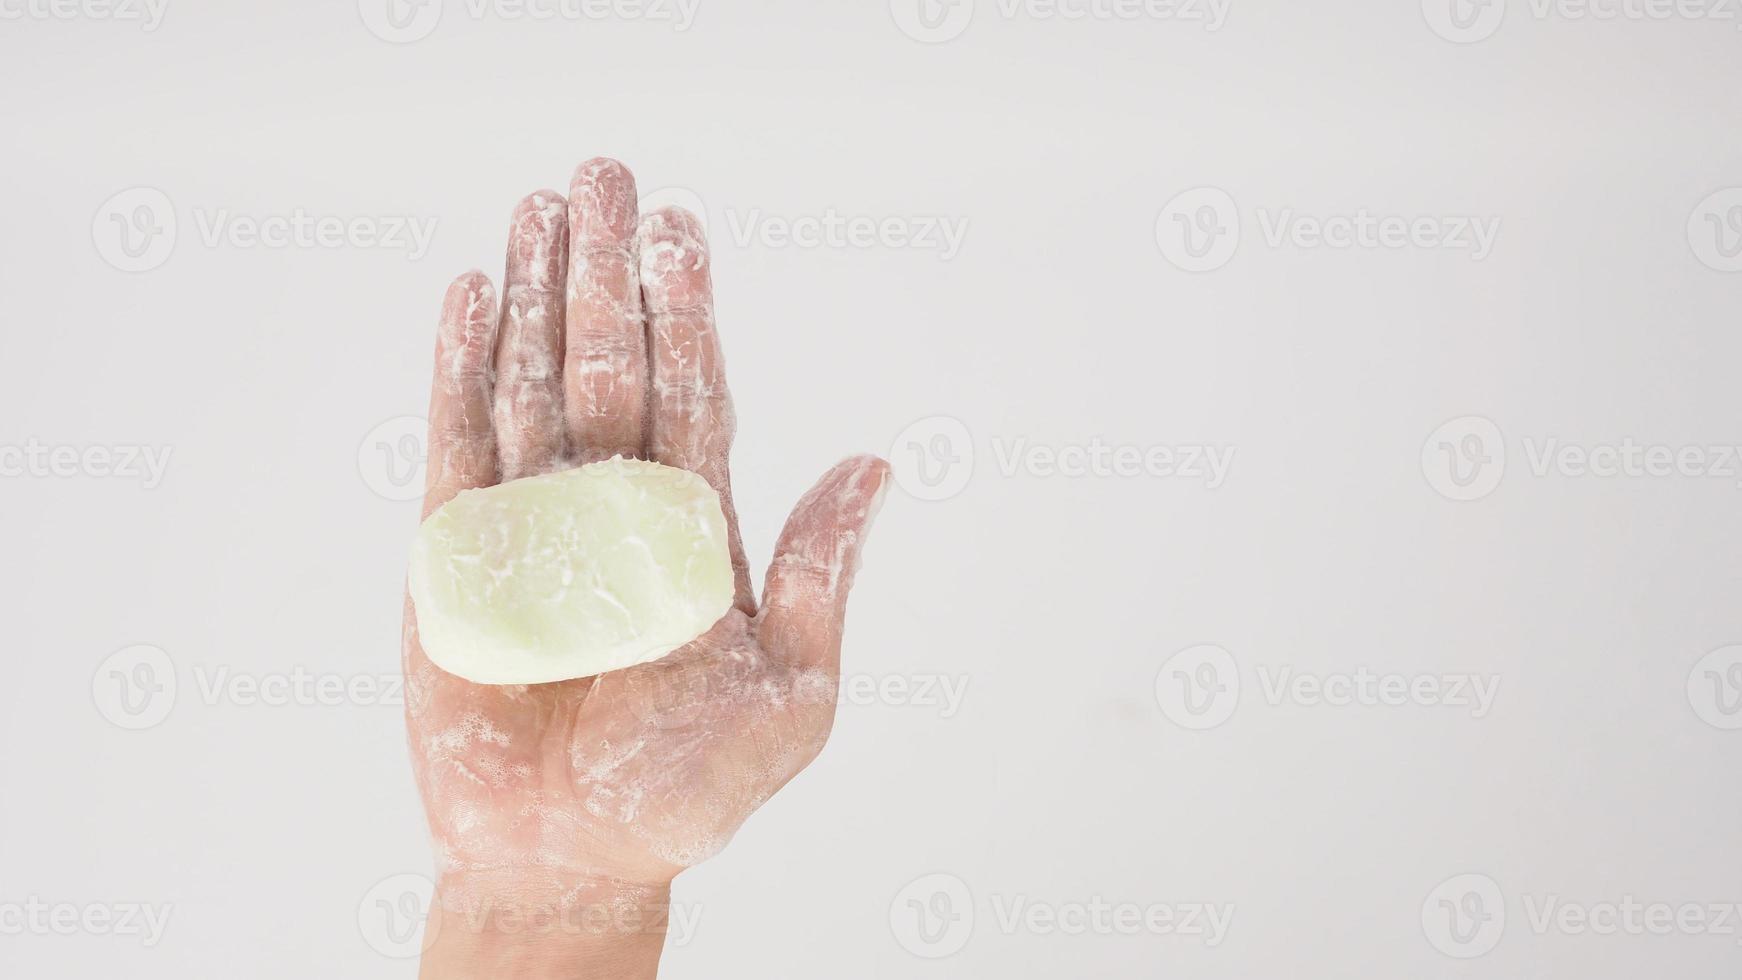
<box><xmin>4</xmin><ymin>1</ymin><xmax>1742</xmax><ymax>977</ymax></box>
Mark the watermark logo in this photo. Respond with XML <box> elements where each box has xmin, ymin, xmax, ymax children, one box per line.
<box><xmin>1423</xmin><ymin>873</ymin><xmax>1505</xmax><ymax>958</ymax></box>
<box><xmin>1421</xmin><ymin>415</ymin><xmax>1505</xmax><ymax>501</ymax></box>
<box><xmin>358</xmin><ymin>0</ymin><xmax>442</xmax><ymax>41</ymax></box>
<box><xmin>890</xmin><ymin>415</ymin><xmax>975</xmax><ymax>501</ymax></box>
<box><xmin>1428</xmin><ymin>875</ymin><xmax>1742</xmax><ymax>950</ymax></box>
<box><xmin>93</xmin><ymin>647</ymin><xmax>407</xmax><ymax>730</ymax></box>
<box><xmin>891</xmin><ymin>873</ymin><xmax>1233</xmax><ymax>956</ymax></box>
<box><xmin>890</xmin><ymin>873</ymin><xmax>975</xmax><ymax>958</ymax></box>
<box><xmin>357</xmin><ymin>873</ymin><xmax>703</xmax><ymax>956</ymax></box>
<box><xmin>891</xmin><ymin>417</ymin><xmax>1234</xmax><ymax>502</ymax></box>
<box><xmin>1158</xmin><ymin>646</ymin><xmax>1501</xmax><ymax>727</ymax></box>
<box><xmin>1689</xmin><ymin>188</ymin><xmax>1742</xmax><ymax>272</ymax></box>
<box><xmin>890</xmin><ymin>0</ymin><xmax>975</xmax><ymax>41</ymax></box>
<box><xmin>1159</xmin><ymin>188</ymin><xmax>1500</xmax><ymax>270</ymax></box>
<box><xmin>93</xmin><ymin>187</ymin><xmax>176</xmax><ymax>273</ymax></box>
<box><xmin>1155</xmin><ymin>644</ymin><xmax>1240</xmax><ymax>730</ymax></box>
<box><xmin>1689</xmin><ymin>644</ymin><xmax>1742</xmax><ymax>730</ymax></box>
<box><xmin>1421</xmin><ymin>0</ymin><xmax>1506</xmax><ymax>42</ymax></box>
<box><xmin>359</xmin><ymin>0</ymin><xmax>700</xmax><ymax>41</ymax></box>
<box><xmin>93</xmin><ymin>188</ymin><xmax>437</xmax><ymax>270</ymax></box>
<box><xmin>360</xmin><ymin>415</ymin><xmax>428</xmax><ymax>502</ymax></box>
<box><xmin>1425</xmin><ymin>417</ymin><xmax>1742</xmax><ymax>499</ymax></box>
<box><xmin>1156</xmin><ymin>187</ymin><xmax>1240</xmax><ymax>272</ymax></box>
<box><xmin>1428</xmin><ymin>0</ymin><xmax>1742</xmax><ymax>42</ymax></box>
<box><xmin>893</xmin><ymin>0</ymin><xmax>1229</xmax><ymax>40</ymax></box>
<box><xmin>359</xmin><ymin>874</ymin><xmax>439</xmax><ymax>959</ymax></box>
<box><xmin>92</xmin><ymin>644</ymin><xmax>176</xmax><ymax>731</ymax></box>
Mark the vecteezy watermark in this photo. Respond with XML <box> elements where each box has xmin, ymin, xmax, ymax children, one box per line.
<box><xmin>723</xmin><ymin>209</ymin><xmax>969</xmax><ymax>260</ymax></box>
<box><xmin>988</xmin><ymin>438</ymin><xmax>1233</xmax><ymax>485</ymax></box>
<box><xmin>888</xmin><ymin>872</ymin><xmax>1233</xmax><ymax>959</ymax></box>
<box><xmin>92</xmin><ymin>645</ymin><xmax>406</xmax><ymax>731</ymax></box>
<box><xmin>1520</xmin><ymin>894</ymin><xmax>1742</xmax><ymax>943</ymax></box>
<box><xmin>1422</xmin><ymin>873</ymin><xmax>1506</xmax><ymax>958</ymax></box>
<box><xmin>889</xmin><ymin>0</ymin><xmax>1230</xmax><ymax>43</ymax></box>
<box><xmin>1422</xmin><ymin>415</ymin><xmax>1742</xmax><ymax>501</ymax></box>
<box><xmin>187</xmin><ymin>667</ymin><xmax>404</xmax><ymax>709</ymax></box>
<box><xmin>1156</xmin><ymin>187</ymin><xmax>1501</xmax><ymax>271</ymax></box>
<box><xmin>358</xmin><ymin>874</ymin><xmax>703</xmax><ymax>959</ymax></box>
<box><xmin>1689</xmin><ymin>188</ymin><xmax>1742</xmax><ymax>272</ymax></box>
<box><xmin>188</xmin><ymin>209</ymin><xmax>438</xmax><ymax>260</ymax></box>
<box><xmin>627</xmin><ymin>671</ymin><xmax>971</xmax><ymax>727</ymax></box>
<box><xmin>0</xmin><ymin>440</ymin><xmax>173</xmax><ymax>489</ymax></box>
<box><xmin>835</xmin><ymin>672</ymin><xmax>971</xmax><ymax>718</ymax></box>
<box><xmin>0</xmin><ymin>0</ymin><xmax>168</xmax><ymax>29</ymax></box>
<box><xmin>357</xmin><ymin>0</ymin><xmax>700</xmax><ymax>43</ymax></box>
<box><xmin>888</xmin><ymin>415</ymin><xmax>1235</xmax><ymax>502</ymax></box>
<box><xmin>1155</xmin><ymin>644</ymin><xmax>1501</xmax><ymax>731</ymax></box>
<box><xmin>1689</xmin><ymin>645</ymin><xmax>1742</xmax><ymax>730</ymax></box>
<box><xmin>92</xmin><ymin>187</ymin><xmax>438</xmax><ymax>272</ymax></box>
<box><xmin>1424</xmin><ymin>0</ymin><xmax>1742</xmax><ymax>43</ymax></box>
<box><xmin>359</xmin><ymin>415</ymin><xmax>428</xmax><ymax>502</ymax></box>
<box><xmin>0</xmin><ymin>899</ymin><xmax>174</xmax><ymax>948</ymax></box>
<box><xmin>636</xmin><ymin>186</ymin><xmax>967</xmax><ymax>259</ymax></box>
<box><xmin>1423</xmin><ymin>873</ymin><xmax>1742</xmax><ymax>957</ymax></box>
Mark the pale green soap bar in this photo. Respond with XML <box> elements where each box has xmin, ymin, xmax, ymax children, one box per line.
<box><xmin>409</xmin><ymin>457</ymin><xmax>734</xmax><ymax>685</ymax></box>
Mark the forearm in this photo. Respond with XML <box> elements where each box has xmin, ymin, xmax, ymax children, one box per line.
<box><xmin>418</xmin><ymin>877</ymin><xmax>672</xmax><ymax>980</ymax></box>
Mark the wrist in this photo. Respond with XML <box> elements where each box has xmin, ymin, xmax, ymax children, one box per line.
<box><xmin>418</xmin><ymin>872</ymin><xmax>675</xmax><ymax>980</ymax></box>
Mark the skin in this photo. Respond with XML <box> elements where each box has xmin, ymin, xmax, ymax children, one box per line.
<box><xmin>402</xmin><ymin>158</ymin><xmax>891</xmax><ymax>979</ymax></box>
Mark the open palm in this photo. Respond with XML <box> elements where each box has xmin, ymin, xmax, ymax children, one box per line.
<box><xmin>400</xmin><ymin>159</ymin><xmax>889</xmax><ymax>913</ymax></box>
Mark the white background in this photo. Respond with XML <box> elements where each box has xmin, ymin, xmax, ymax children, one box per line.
<box><xmin>4</xmin><ymin>0</ymin><xmax>1742</xmax><ymax>976</ymax></box>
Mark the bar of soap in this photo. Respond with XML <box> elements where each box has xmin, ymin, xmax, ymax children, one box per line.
<box><xmin>409</xmin><ymin>457</ymin><xmax>734</xmax><ymax>685</ymax></box>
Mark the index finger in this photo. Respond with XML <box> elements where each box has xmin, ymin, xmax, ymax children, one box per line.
<box><xmin>641</xmin><ymin>205</ymin><xmax>753</xmax><ymax>612</ymax></box>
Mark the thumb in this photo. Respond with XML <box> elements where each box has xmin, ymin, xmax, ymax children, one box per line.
<box><xmin>757</xmin><ymin>455</ymin><xmax>892</xmax><ymax>674</ymax></box>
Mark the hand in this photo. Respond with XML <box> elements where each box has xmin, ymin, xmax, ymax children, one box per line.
<box><xmin>400</xmin><ymin>158</ymin><xmax>890</xmax><ymax>978</ymax></box>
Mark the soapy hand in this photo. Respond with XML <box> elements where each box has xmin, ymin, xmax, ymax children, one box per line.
<box><xmin>400</xmin><ymin>158</ymin><xmax>889</xmax><ymax>977</ymax></box>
